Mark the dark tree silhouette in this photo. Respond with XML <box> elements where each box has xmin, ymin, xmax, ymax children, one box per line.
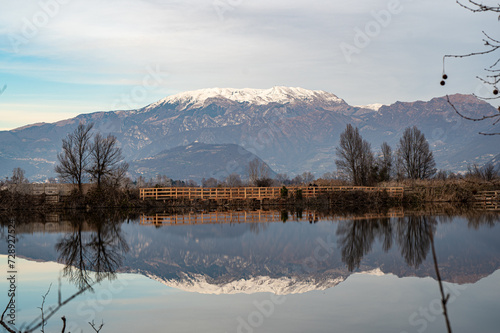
<box><xmin>56</xmin><ymin>212</ymin><xmax>129</xmax><ymax>290</ymax></box>
<box><xmin>396</xmin><ymin>216</ymin><xmax>435</xmax><ymax>268</ymax></box>
<box><xmin>11</xmin><ymin>167</ymin><xmax>28</xmax><ymax>184</ymax></box>
<box><xmin>336</xmin><ymin>218</ymin><xmax>393</xmax><ymax>271</ymax></box>
<box><xmin>376</xmin><ymin>142</ymin><xmax>393</xmax><ymax>182</ymax></box>
<box><xmin>87</xmin><ymin>133</ymin><xmax>128</xmax><ymax>189</ymax></box>
<box><xmin>55</xmin><ymin>122</ymin><xmax>94</xmax><ymax>193</ymax></box>
<box><xmin>335</xmin><ymin>124</ymin><xmax>374</xmax><ymax>186</ymax></box>
<box><xmin>396</xmin><ymin>126</ymin><xmax>436</xmax><ymax>180</ymax></box>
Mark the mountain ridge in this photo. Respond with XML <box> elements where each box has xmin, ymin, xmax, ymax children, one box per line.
<box><xmin>1</xmin><ymin>88</ymin><xmax>499</xmax><ymax>181</ymax></box>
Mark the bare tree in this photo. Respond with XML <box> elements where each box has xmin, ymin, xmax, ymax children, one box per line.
<box><xmin>88</xmin><ymin>133</ymin><xmax>128</xmax><ymax>189</ymax></box>
<box><xmin>291</xmin><ymin>174</ymin><xmax>303</xmax><ymax>185</ymax></box>
<box><xmin>275</xmin><ymin>173</ymin><xmax>290</xmax><ymax>185</ymax></box>
<box><xmin>335</xmin><ymin>124</ymin><xmax>374</xmax><ymax>186</ymax></box>
<box><xmin>435</xmin><ymin>169</ymin><xmax>452</xmax><ymax>181</ymax></box>
<box><xmin>247</xmin><ymin>158</ymin><xmax>271</xmax><ymax>186</ymax></box>
<box><xmin>55</xmin><ymin>122</ymin><xmax>94</xmax><ymax>194</ymax></box>
<box><xmin>466</xmin><ymin>162</ymin><xmax>498</xmax><ymax>181</ymax></box>
<box><xmin>186</xmin><ymin>179</ymin><xmax>198</xmax><ymax>187</ymax></box>
<box><xmin>321</xmin><ymin>172</ymin><xmax>336</xmax><ymax>180</ymax></box>
<box><xmin>301</xmin><ymin>172</ymin><xmax>315</xmax><ymax>184</ymax></box>
<box><xmin>376</xmin><ymin>142</ymin><xmax>393</xmax><ymax>182</ymax></box>
<box><xmin>224</xmin><ymin>173</ymin><xmax>243</xmax><ymax>187</ymax></box>
<box><xmin>153</xmin><ymin>174</ymin><xmax>172</xmax><ymax>187</ymax></box>
<box><xmin>11</xmin><ymin>167</ymin><xmax>28</xmax><ymax>184</ymax></box>
<box><xmin>396</xmin><ymin>126</ymin><xmax>436</xmax><ymax>180</ymax></box>
<box><xmin>441</xmin><ymin>1</ymin><xmax>500</xmax><ymax>134</ymax></box>
<box><xmin>202</xmin><ymin>177</ymin><xmax>219</xmax><ymax>187</ymax></box>
<box><xmin>136</xmin><ymin>175</ymin><xmax>147</xmax><ymax>187</ymax></box>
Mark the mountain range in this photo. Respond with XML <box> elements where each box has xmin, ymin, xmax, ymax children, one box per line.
<box><xmin>1</xmin><ymin>86</ymin><xmax>499</xmax><ymax>181</ymax></box>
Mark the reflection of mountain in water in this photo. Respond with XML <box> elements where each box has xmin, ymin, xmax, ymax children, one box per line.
<box><xmin>146</xmin><ymin>273</ymin><xmax>346</xmax><ymax>295</ymax></box>
<box><xmin>1</xmin><ymin>211</ymin><xmax>499</xmax><ymax>294</ymax></box>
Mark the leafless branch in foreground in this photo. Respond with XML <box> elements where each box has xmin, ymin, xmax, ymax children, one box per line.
<box><xmin>446</xmin><ymin>95</ymin><xmax>500</xmax><ymax>135</ymax></box>
<box><xmin>38</xmin><ymin>284</ymin><xmax>52</xmax><ymax>333</ymax></box>
<box><xmin>429</xmin><ymin>227</ymin><xmax>453</xmax><ymax>333</ymax></box>
<box><xmin>441</xmin><ymin>1</ymin><xmax>500</xmax><ymax>135</ymax></box>
<box><xmin>89</xmin><ymin>319</ymin><xmax>105</xmax><ymax>332</ymax></box>
<box><xmin>0</xmin><ymin>295</ymin><xmax>16</xmax><ymax>333</ymax></box>
<box><xmin>0</xmin><ymin>279</ymin><xmax>97</xmax><ymax>333</ymax></box>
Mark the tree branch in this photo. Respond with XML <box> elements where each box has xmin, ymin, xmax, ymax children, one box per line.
<box><xmin>89</xmin><ymin>319</ymin><xmax>105</xmax><ymax>332</ymax></box>
<box><xmin>61</xmin><ymin>316</ymin><xmax>66</xmax><ymax>333</ymax></box>
<box><xmin>38</xmin><ymin>284</ymin><xmax>52</xmax><ymax>333</ymax></box>
<box><xmin>429</xmin><ymin>228</ymin><xmax>453</xmax><ymax>333</ymax></box>
<box><xmin>446</xmin><ymin>95</ymin><xmax>500</xmax><ymax>134</ymax></box>
<box><xmin>0</xmin><ymin>295</ymin><xmax>16</xmax><ymax>333</ymax></box>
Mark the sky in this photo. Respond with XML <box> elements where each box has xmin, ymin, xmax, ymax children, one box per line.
<box><xmin>0</xmin><ymin>0</ymin><xmax>499</xmax><ymax>130</ymax></box>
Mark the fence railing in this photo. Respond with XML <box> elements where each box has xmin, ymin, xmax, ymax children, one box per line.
<box><xmin>473</xmin><ymin>190</ymin><xmax>499</xmax><ymax>201</ymax></box>
<box><xmin>140</xmin><ymin>208</ymin><xmax>405</xmax><ymax>226</ymax></box>
<box><xmin>140</xmin><ymin>186</ymin><xmax>405</xmax><ymax>201</ymax></box>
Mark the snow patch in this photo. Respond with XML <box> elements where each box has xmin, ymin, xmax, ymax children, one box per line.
<box><xmin>355</xmin><ymin>103</ymin><xmax>385</xmax><ymax>112</ymax></box>
<box><xmin>355</xmin><ymin>268</ymin><xmax>385</xmax><ymax>277</ymax></box>
<box><xmin>145</xmin><ymin>86</ymin><xmax>345</xmax><ymax>111</ymax></box>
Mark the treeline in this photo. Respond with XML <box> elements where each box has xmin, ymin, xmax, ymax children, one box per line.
<box><xmin>335</xmin><ymin>125</ymin><xmax>436</xmax><ymax>186</ymax></box>
<box><xmin>1</xmin><ymin>123</ymin><xmax>498</xmax><ymax>192</ymax></box>
<box><xmin>333</xmin><ymin>124</ymin><xmax>499</xmax><ymax>186</ymax></box>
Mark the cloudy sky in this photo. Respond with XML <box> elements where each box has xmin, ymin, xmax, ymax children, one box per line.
<box><xmin>0</xmin><ymin>0</ymin><xmax>498</xmax><ymax>130</ymax></box>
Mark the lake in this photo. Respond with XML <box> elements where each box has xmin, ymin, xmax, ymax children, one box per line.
<box><xmin>1</xmin><ymin>208</ymin><xmax>499</xmax><ymax>333</ymax></box>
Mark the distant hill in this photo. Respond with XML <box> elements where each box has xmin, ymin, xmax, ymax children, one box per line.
<box><xmin>0</xmin><ymin>87</ymin><xmax>499</xmax><ymax>181</ymax></box>
<box><xmin>130</xmin><ymin>142</ymin><xmax>276</xmax><ymax>182</ymax></box>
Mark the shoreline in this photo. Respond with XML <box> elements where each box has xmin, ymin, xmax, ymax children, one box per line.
<box><xmin>1</xmin><ymin>179</ymin><xmax>498</xmax><ymax>212</ymax></box>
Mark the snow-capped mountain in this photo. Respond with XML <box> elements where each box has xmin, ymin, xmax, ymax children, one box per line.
<box><xmin>0</xmin><ymin>87</ymin><xmax>499</xmax><ymax>181</ymax></box>
<box><xmin>147</xmin><ymin>86</ymin><xmax>346</xmax><ymax>110</ymax></box>
<box><xmin>145</xmin><ymin>268</ymin><xmax>390</xmax><ymax>295</ymax></box>
<box><xmin>146</xmin><ymin>273</ymin><xmax>345</xmax><ymax>295</ymax></box>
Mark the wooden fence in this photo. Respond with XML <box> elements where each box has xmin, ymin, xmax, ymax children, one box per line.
<box><xmin>473</xmin><ymin>191</ymin><xmax>500</xmax><ymax>210</ymax></box>
<box><xmin>473</xmin><ymin>191</ymin><xmax>499</xmax><ymax>202</ymax></box>
<box><xmin>140</xmin><ymin>208</ymin><xmax>405</xmax><ymax>226</ymax></box>
<box><xmin>139</xmin><ymin>186</ymin><xmax>405</xmax><ymax>201</ymax></box>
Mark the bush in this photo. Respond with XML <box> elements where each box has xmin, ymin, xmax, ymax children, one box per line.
<box><xmin>280</xmin><ymin>186</ymin><xmax>289</xmax><ymax>198</ymax></box>
<box><xmin>255</xmin><ymin>178</ymin><xmax>273</xmax><ymax>187</ymax></box>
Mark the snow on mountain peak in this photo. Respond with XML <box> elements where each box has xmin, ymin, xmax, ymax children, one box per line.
<box><xmin>146</xmin><ymin>273</ymin><xmax>345</xmax><ymax>295</ymax></box>
<box><xmin>148</xmin><ymin>86</ymin><xmax>345</xmax><ymax>110</ymax></box>
<box><xmin>355</xmin><ymin>103</ymin><xmax>385</xmax><ymax>112</ymax></box>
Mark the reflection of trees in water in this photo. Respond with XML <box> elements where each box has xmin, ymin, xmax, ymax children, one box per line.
<box><xmin>0</xmin><ymin>211</ymin><xmax>131</xmax><ymax>333</ymax></box>
<box><xmin>466</xmin><ymin>212</ymin><xmax>499</xmax><ymax>229</ymax></box>
<box><xmin>337</xmin><ymin>218</ymin><xmax>392</xmax><ymax>271</ymax></box>
<box><xmin>56</xmin><ymin>212</ymin><xmax>129</xmax><ymax>290</ymax></box>
<box><xmin>396</xmin><ymin>216</ymin><xmax>435</xmax><ymax>268</ymax></box>
<box><xmin>337</xmin><ymin>216</ymin><xmax>437</xmax><ymax>271</ymax></box>
<box><xmin>249</xmin><ymin>222</ymin><xmax>269</xmax><ymax>235</ymax></box>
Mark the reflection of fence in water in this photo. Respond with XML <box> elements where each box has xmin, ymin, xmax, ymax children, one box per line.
<box><xmin>15</xmin><ymin>220</ymin><xmax>95</xmax><ymax>234</ymax></box>
<box><xmin>140</xmin><ymin>208</ymin><xmax>405</xmax><ymax>226</ymax></box>
<box><xmin>140</xmin><ymin>186</ymin><xmax>405</xmax><ymax>201</ymax></box>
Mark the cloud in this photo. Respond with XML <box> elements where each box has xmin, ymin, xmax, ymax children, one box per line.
<box><xmin>0</xmin><ymin>0</ymin><xmax>499</xmax><ymax>129</ymax></box>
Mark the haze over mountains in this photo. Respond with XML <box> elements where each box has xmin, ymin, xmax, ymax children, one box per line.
<box><xmin>0</xmin><ymin>86</ymin><xmax>499</xmax><ymax>182</ymax></box>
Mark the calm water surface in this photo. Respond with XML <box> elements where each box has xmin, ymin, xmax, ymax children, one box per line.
<box><xmin>1</xmin><ymin>209</ymin><xmax>499</xmax><ymax>333</ymax></box>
